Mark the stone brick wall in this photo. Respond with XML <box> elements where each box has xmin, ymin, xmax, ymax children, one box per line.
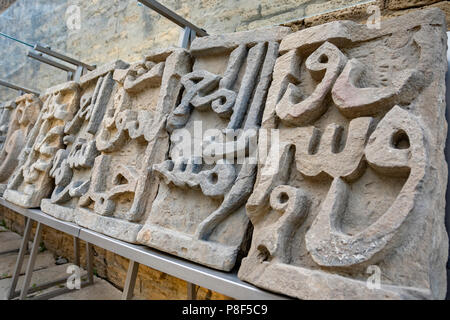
<box><xmin>0</xmin><ymin>0</ymin><xmax>449</xmax><ymax>300</ymax></box>
<box><xmin>1</xmin><ymin>1</ymin><xmax>447</xmax><ymax>101</ymax></box>
<box><xmin>284</xmin><ymin>0</ymin><xmax>449</xmax><ymax>30</ymax></box>
<box><xmin>3</xmin><ymin>0</ymin><xmax>437</xmax><ymax>101</ymax></box>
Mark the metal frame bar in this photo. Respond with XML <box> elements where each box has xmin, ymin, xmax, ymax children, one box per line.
<box><xmin>0</xmin><ymin>79</ymin><xmax>40</xmax><ymax>96</ymax></box>
<box><xmin>122</xmin><ymin>260</ymin><xmax>139</xmax><ymax>300</ymax></box>
<box><xmin>179</xmin><ymin>27</ymin><xmax>197</xmax><ymax>49</ymax></box>
<box><xmin>11</xmin><ymin>225</ymin><xmax>92</xmax><ymax>300</ymax></box>
<box><xmin>19</xmin><ymin>221</ymin><xmax>43</xmax><ymax>299</ymax></box>
<box><xmin>31</xmin><ymin>279</ymin><xmax>92</xmax><ymax>300</ymax></box>
<box><xmin>33</xmin><ymin>44</ymin><xmax>95</xmax><ymax>71</ymax></box>
<box><xmin>0</xmin><ymin>200</ymin><xmax>91</xmax><ymax>300</ymax></box>
<box><xmin>27</xmin><ymin>45</ymin><xmax>95</xmax><ymax>82</ymax></box>
<box><xmin>74</xmin><ymin>237</ymin><xmax>80</xmax><ymax>266</ymax></box>
<box><xmin>187</xmin><ymin>282</ymin><xmax>197</xmax><ymax>300</ymax></box>
<box><xmin>7</xmin><ymin>217</ymin><xmax>33</xmax><ymax>299</ymax></box>
<box><xmin>0</xmin><ymin>31</ymin><xmax>94</xmax><ymax>84</ymax></box>
<box><xmin>77</xmin><ymin>228</ymin><xmax>287</xmax><ymax>300</ymax></box>
<box><xmin>138</xmin><ymin>0</ymin><xmax>207</xmax><ymax>37</ymax></box>
<box><xmin>0</xmin><ymin>198</ymin><xmax>287</xmax><ymax>300</ymax></box>
<box><xmin>27</xmin><ymin>51</ymin><xmax>75</xmax><ymax>81</ymax></box>
<box><xmin>0</xmin><ymin>199</ymin><xmax>81</xmax><ymax>237</ymax></box>
<box><xmin>86</xmin><ymin>242</ymin><xmax>94</xmax><ymax>285</ymax></box>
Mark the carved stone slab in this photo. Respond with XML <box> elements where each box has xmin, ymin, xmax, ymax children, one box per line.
<box><xmin>0</xmin><ymin>100</ymin><xmax>16</xmax><ymax>151</ymax></box>
<box><xmin>136</xmin><ymin>27</ymin><xmax>292</xmax><ymax>271</ymax></box>
<box><xmin>40</xmin><ymin>60</ymin><xmax>128</xmax><ymax>222</ymax></box>
<box><xmin>3</xmin><ymin>82</ymin><xmax>80</xmax><ymax>208</ymax></box>
<box><xmin>73</xmin><ymin>49</ymin><xmax>190</xmax><ymax>243</ymax></box>
<box><xmin>0</xmin><ymin>94</ymin><xmax>42</xmax><ymax>196</ymax></box>
<box><xmin>238</xmin><ymin>9</ymin><xmax>449</xmax><ymax>299</ymax></box>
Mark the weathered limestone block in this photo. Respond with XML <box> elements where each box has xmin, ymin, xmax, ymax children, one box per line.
<box><xmin>136</xmin><ymin>27</ymin><xmax>291</xmax><ymax>271</ymax></box>
<box><xmin>238</xmin><ymin>9</ymin><xmax>449</xmax><ymax>299</ymax></box>
<box><xmin>73</xmin><ymin>49</ymin><xmax>191</xmax><ymax>243</ymax></box>
<box><xmin>385</xmin><ymin>0</ymin><xmax>442</xmax><ymax>10</ymax></box>
<box><xmin>40</xmin><ymin>60</ymin><xmax>128</xmax><ymax>222</ymax></box>
<box><xmin>0</xmin><ymin>94</ymin><xmax>42</xmax><ymax>196</ymax></box>
<box><xmin>3</xmin><ymin>82</ymin><xmax>80</xmax><ymax>208</ymax></box>
<box><xmin>0</xmin><ymin>100</ymin><xmax>16</xmax><ymax>151</ymax></box>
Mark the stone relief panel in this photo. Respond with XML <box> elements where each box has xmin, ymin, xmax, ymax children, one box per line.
<box><xmin>0</xmin><ymin>94</ymin><xmax>42</xmax><ymax>196</ymax></box>
<box><xmin>73</xmin><ymin>49</ymin><xmax>191</xmax><ymax>243</ymax></box>
<box><xmin>3</xmin><ymin>82</ymin><xmax>80</xmax><ymax>208</ymax></box>
<box><xmin>136</xmin><ymin>27</ymin><xmax>292</xmax><ymax>271</ymax></box>
<box><xmin>0</xmin><ymin>100</ymin><xmax>16</xmax><ymax>151</ymax></box>
<box><xmin>40</xmin><ymin>61</ymin><xmax>128</xmax><ymax>222</ymax></box>
<box><xmin>238</xmin><ymin>9</ymin><xmax>449</xmax><ymax>299</ymax></box>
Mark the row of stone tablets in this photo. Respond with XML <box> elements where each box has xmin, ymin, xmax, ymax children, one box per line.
<box><xmin>0</xmin><ymin>8</ymin><xmax>448</xmax><ymax>299</ymax></box>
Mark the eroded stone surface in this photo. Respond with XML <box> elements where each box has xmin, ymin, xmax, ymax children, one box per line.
<box><xmin>136</xmin><ymin>27</ymin><xmax>291</xmax><ymax>271</ymax></box>
<box><xmin>0</xmin><ymin>94</ymin><xmax>42</xmax><ymax>196</ymax></box>
<box><xmin>73</xmin><ymin>49</ymin><xmax>190</xmax><ymax>243</ymax></box>
<box><xmin>3</xmin><ymin>82</ymin><xmax>80</xmax><ymax>208</ymax></box>
<box><xmin>0</xmin><ymin>100</ymin><xmax>16</xmax><ymax>152</ymax></box>
<box><xmin>238</xmin><ymin>9</ymin><xmax>449</xmax><ymax>299</ymax></box>
<box><xmin>40</xmin><ymin>60</ymin><xmax>128</xmax><ymax>222</ymax></box>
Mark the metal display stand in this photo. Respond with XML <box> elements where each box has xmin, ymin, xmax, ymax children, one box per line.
<box><xmin>0</xmin><ymin>198</ymin><xmax>287</xmax><ymax>300</ymax></box>
<box><xmin>0</xmin><ymin>32</ymin><xmax>95</xmax><ymax>82</ymax></box>
<box><xmin>27</xmin><ymin>44</ymin><xmax>95</xmax><ymax>82</ymax></box>
<box><xmin>0</xmin><ymin>198</ymin><xmax>93</xmax><ymax>300</ymax></box>
<box><xmin>0</xmin><ymin>79</ymin><xmax>40</xmax><ymax>96</ymax></box>
<box><xmin>27</xmin><ymin>51</ymin><xmax>76</xmax><ymax>82</ymax></box>
<box><xmin>137</xmin><ymin>0</ymin><xmax>208</xmax><ymax>49</ymax></box>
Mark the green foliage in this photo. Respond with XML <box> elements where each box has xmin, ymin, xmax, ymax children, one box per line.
<box><xmin>38</xmin><ymin>242</ymin><xmax>47</xmax><ymax>253</ymax></box>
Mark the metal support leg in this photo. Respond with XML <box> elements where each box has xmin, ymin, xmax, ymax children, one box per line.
<box><xmin>187</xmin><ymin>282</ymin><xmax>197</xmax><ymax>300</ymax></box>
<box><xmin>73</xmin><ymin>65</ymin><xmax>86</xmax><ymax>82</ymax></box>
<box><xmin>73</xmin><ymin>237</ymin><xmax>80</xmax><ymax>266</ymax></box>
<box><xmin>122</xmin><ymin>260</ymin><xmax>139</xmax><ymax>300</ymax></box>
<box><xmin>19</xmin><ymin>222</ymin><xmax>43</xmax><ymax>300</ymax></box>
<box><xmin>86</xmin><ymin>242</ymin><xmax>94</xmax><ymax>285</ymax></box>
<box><xmin>179</xmin><ymin>26</ymin><xmax>196</xmax><ymax>49</ymax></box>
<box><xmin>189</xmin><ymin>28</ymin><xmax>196</xmax><ymax>45</ymax></box>
<box><xmin>7</xmin><ymin>217</ymin><xmax>33</xmax><ymax>300</ymax></box>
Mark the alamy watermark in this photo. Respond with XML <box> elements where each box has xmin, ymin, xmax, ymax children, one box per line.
<box><xmin>366</xmin><ymin>265</ymin><xmax>381</xmax><ymax>290</ymax></box>
<box><xmin>366</xmin><ymin>5</ymin><xmax>381</xmax><ymax>30</ymax></box>
<box><xmin>66</xmin><ymin>264</ymin><xmax>81</xmax><ymax>290</ymax></box>
<box><xmin>66</xmin><ymin>4</ymin><xmax>81</xmax><ymax>31</ymax></box>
